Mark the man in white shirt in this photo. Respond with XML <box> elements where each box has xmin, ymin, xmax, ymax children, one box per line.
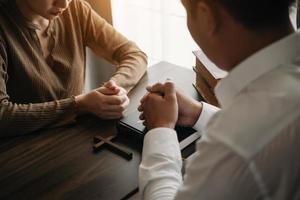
<box><xmin>138</xmin><ymin>0</ymin><xmax>300</xmax><ymax>199</ymax></box>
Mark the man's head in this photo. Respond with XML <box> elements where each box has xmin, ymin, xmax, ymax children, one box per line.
<box><xmin>182</xmin><ymin>0</ymin><xmax>296</xmax><ymax>70</ymax></box>
<box><xmin>196</xmin><ymin>0</ymin><xmax>295</xmax><ymax>30</ymax></box>
<box><xmin>16</xmin><ymin>0</ymin><xmax>72</xmax><ymax>20</ymax></box>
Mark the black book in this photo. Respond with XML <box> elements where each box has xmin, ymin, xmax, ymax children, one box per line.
<box><xmin>117</xmin><ymin>108</ymin><xmax>198</xmax><ymax>148</ymax></box>
<box><xmin>116</xmin><ymin>62</ymin><xmax>204</xmax><ymax>152</ymax></box>
<box><xmin>117</xmin><ymin>62</ymin><xmax>203</xmax><ymax>152</ymax></box>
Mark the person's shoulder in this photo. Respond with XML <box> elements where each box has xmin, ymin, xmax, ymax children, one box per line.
<box><xmin>249</xmin><ymin>63</ymin><xmax>300</xmax><ymax>102</ymax></box>
<box><xmin>236</xmin><ymin>62</ymin><xmax>300</xmax><ymax>118</ymax></box>
<box><xmin>206</xmin><ymin>67</ymin><xmax>300</xmax><ymax>160</ymax></box>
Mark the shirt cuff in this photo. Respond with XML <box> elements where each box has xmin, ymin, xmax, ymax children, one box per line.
<box><xmin>193</xmin><ymin>102</ymin><xmax>220</xmax><ymax>132</ymax></box>
<box><xmin>142</xmin><ymin>127</ymin><xmax>181</xmax><ymax>160</ymax></box>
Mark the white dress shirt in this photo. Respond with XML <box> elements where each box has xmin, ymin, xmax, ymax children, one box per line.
<box><xmin>139</xmin><ymin>31</ymin><xmax>300</xmax><ymax>200</ymax></box>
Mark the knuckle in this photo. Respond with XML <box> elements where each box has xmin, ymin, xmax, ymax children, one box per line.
<box><xmin>115</xmin><ymin>97</ymin><xmax>122</xmax><ymax>104</ymax></box>
<box><xmin>138</xmin><ymin>105</ymin><xmax>142</xmax><ymax>111</ymax></box>
<box><xmin>119</xmin><ymin>105</ymin><xmax>126</xmax><ymax>112</ymax></box>
<box><xmin>165</xmin><ymin>81</ymin><xmax>174</xmax><ymax>88</ymax></box>
<box><xmin>154</xmin><ymin>82</ymin><xmax>163</xmax><ymax>88</ymax></box>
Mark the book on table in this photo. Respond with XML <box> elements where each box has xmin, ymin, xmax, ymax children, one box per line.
<box><xmin>116</xmin><ymin>62</ymin><xmax>203</xmax><ymax>155</ymax></box>
<box><xmin>193</xmin><ymin>50</ymin><xmax>227</xmax><ymax>106</ymax></box>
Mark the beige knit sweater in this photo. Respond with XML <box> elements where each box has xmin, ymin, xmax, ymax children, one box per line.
<box><xmin>0</xmin><ymin>0</ymin><xmax>147</xmax><ymax>137</ymax></box>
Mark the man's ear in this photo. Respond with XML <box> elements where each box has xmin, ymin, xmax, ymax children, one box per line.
<box><xmin>195</xmin><ymin>1</ymin><xmax>219</xmax><ymax>36</ymax></box>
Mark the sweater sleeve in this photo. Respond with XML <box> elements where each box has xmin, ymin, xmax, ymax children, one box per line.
<box><xmin>77</xmin><ymin>0</ymin><xmax>147</xmax><ymax>92</ymax></box>
<box><xmin>0</xmin><ymin>38</ymin><xmax>78</xmax><ymax>138</ymax></box>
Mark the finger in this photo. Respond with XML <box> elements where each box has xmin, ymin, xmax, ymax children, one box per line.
<box><xmin>146</xmin><ymin>85</ymin><xmax>152</xmax><ymax>91</ymax></box>
<box><xmin>121</xmin><ymin>96</ymin><xmax>130</xmax><ymax>110</ymax></box>
<box><xmin>104</xmin><ymin>80</ymin><xmax>117</xmax><ymax>89</ymax></box>
<box><xmin>140</xmin><ymin>92</ymin><xmax>149</xmax><ymax>103</ymax></box>
<box><xmin>138</xmin><ymin>104</ymin><xmax>143</xmax><ymax>112</ymax></box>
<box><xmin>146</xmin><ymin>82</ymin><xmax>163</xmax><ymax>91</ymax></box>
<box><xmin>145</xmin><ymin>82</ymin><xmax>160</xmax><ymax>91</ymax></box>
<box><xmin>105</xmin><ymin>94</ymin><xmax>128</xmax><ymax>105</ymax></box>
<box><xmin>147</xmin><ymin>84</ymin><xmax>167</xmax><ymax>97</ymax></box>
<box><xmin>143</xmin><ymin>121</ymin><xmax>147</xmax><ymax>127</ymax></box>
<box><xmin>146</xmin><ymin>82</ymin><xmax>164</xmax><ymax>93</ymax></box>
<box><xmin>164</xmin><ymin>82</ymin><xmax>176</xmax><ymax>101</ymax></box>
<box><xmin>147</xmin><ymin>92</ymin><xmax>163</xmax><ymax>101</ymax></box>
<box><xmin>97</xmin><ymin>86</ymin><xmax>120</xmax><ymax>95</ymax></box>
<box><xmin>139</xmin><ymin>113</ymin><xmax>145</xmax><ymax>120</ymax></box>
<box><xmin>104</xmin><ymin>80</ymin><xmax>121</xmax><ymax>94</ymax></box>
<box><xmin>116</xmin><ymin>87</ymin><xmax>127</xmax><ymax>96</ymax></box>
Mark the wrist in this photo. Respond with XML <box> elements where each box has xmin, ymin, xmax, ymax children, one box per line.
<box><xmin>149</xmin><ymin>121</ymin><xmax>176</xmax><ymax>130</ymax></box>
<box><xmin>75</xmin><ymin>94</ymin><xmax>87</xmax><ymax>115</ymax></box>
<box><xmin>190</xmin><ymin>101</ymin><xmax>203</xmax><ymax>127</ymax></box>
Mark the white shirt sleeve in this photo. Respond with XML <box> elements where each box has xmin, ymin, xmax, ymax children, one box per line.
<box><xmin>139</xmin><ymin>102</ymin><xmax>220</xmax><ymax>200</ymax></box>
<box><xmin>139</xmin><ymin>130</ymin><xmax>260</xmax><ymax>200</ymax></box>
<box><xmin>193</xmin><ymin>102</ymin><xmax>220</xmax><ymax>132</ymax></box>
<box><xmin>139</xmin><ymin>127</ymin><xmax>182</xmax><ymax>200</ymax></box>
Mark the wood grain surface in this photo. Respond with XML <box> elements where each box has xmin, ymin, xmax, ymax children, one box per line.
<box><xmin>0</xmin><ymin>62</ymin><xmax>200</xmax><ymax>200</ymax></box>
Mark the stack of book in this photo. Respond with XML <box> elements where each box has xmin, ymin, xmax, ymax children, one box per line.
<box><xmin>193</xmin><ymin>50</ymin><xmax>227</xmax><ymax>107</ymax></box>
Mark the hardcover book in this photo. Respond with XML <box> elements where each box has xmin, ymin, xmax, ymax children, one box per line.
<box><xmin>116</xmin><ymin>62</ymin><xmax>203</xmax><ymax>152</ymax></box>
<box><xmin>193</xmin><ymin>50</ymin><xmax>227</xmax><ymax>106</ymax></box>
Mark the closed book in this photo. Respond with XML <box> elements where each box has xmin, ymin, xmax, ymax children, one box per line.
<box><xmin>192</xmin><ymin>70</ymin><xmax>219</xmax><ymax>106</ymax></box>
<box><xmin>116</xmin><ymin>62</ymin><xmax>203</xmax><ymax>153</ymax></box>
<box><xmin>193</xmin><ymin>50</ymin><xmax>227</xmax><ymax>89</ymax></box>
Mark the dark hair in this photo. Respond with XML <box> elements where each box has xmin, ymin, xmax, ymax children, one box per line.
<box><xmin>214</xmin><ymin>0</ymin><xmax>296</xmax><ymax>30</ymax></box>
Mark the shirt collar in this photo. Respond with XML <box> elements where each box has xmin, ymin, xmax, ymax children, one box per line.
<box><xmin>215</xmin><ymin>31</ymin><xmax>300</xmax><ymax>108</ymax></box>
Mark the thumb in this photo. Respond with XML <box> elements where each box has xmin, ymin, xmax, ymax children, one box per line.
<box><xmin>146</xmin><ymin>82</ymin><xmax>164</xmax><ymax>93</ymax></box>
<box><xmin>164</xmin><ymin>82</ymin><xmax>176</xmax><ymax>101</ymax></box>
<box><xmin>104</xmin><ymin>80</ymin><xmax>118</xmax><ymax>90</ymax></box>
<box><xmin>103</xmin><ymin>80</ymin><xmax>120</xmax><ymax>94</ymax></box>
<box><xmin>97</xmin><ymin>87</ymin><xmax>117</xmax><ymax>95</ymax></box>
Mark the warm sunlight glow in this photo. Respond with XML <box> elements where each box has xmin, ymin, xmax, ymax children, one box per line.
<box><xmin>112</xmin><ymin>0</ymin><xmax>198</xmax><ymax>67</ymax></box>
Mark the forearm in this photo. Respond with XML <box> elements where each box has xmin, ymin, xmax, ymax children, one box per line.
<box><xmin>0</xmin><ymin>98</ymin><xmax>77</xmax><ymax>138</ymax></box>
<box><xmin>82</xmin><ymin>0</ymin><xmax>147</xmax><ymax>92</ymax></box>
<box><xmin>139</xmin><ymin>128</ymin><xmax>182</xmax><ymax>200</ymax></box>
<box><xmin>111</xmin><ymin>43</ymin><xmax>147</xmax><ymax>92</ymax></box>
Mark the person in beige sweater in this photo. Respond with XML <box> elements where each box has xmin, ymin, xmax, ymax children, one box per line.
<box><xmin>0</xmin><ymin>0</ymin><xmax>147</xmax><ymax>136</ymax></box>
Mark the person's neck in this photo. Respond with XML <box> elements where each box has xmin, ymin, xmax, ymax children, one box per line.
<box><xmin>216</xmin><ymin>19</ymin><xmax>295</xmax><ymax>71</ymax></box>
<box><xmin>15</xmin><ymin>0</ymin><xmax>49</xmax><ymax>32</ymax></box>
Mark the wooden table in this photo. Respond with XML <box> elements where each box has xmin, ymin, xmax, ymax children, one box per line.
<box><xmin>0</xmin><ymin>62</ymin><xmax>200</xmax><ymax>200</ymax></box>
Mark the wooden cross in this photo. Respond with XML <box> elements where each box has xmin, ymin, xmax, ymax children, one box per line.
<box><xmin>93</xmin><ymin>135</ymin><xmax>133</xmax><ymax>161</ymax></box>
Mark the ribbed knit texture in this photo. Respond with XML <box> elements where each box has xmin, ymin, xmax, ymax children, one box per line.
<box><xmin>0</xmin><ymin>0</ymin><xmax>147</xmax><ymax>137</ymax></box>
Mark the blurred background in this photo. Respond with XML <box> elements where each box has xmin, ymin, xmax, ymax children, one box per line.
<box><xmin>85</xmin><ymin>0</ymin><xmax>298</xmax><ymax>91</ymax></box>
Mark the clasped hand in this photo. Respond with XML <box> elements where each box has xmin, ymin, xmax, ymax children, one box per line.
<box><xmin>75</xmin><ymin>80</ymin><xmax>129</xmax><ymax>119</ymax></box>
<box><xmin>138</xmin><ymin>82</ymin><xmax>203</xmax><ymax>130</ymax></box>
<box><xmin>138</xmin><ymin>82</ymin><xmax>178</xmax><ymax>130</ymax></box>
